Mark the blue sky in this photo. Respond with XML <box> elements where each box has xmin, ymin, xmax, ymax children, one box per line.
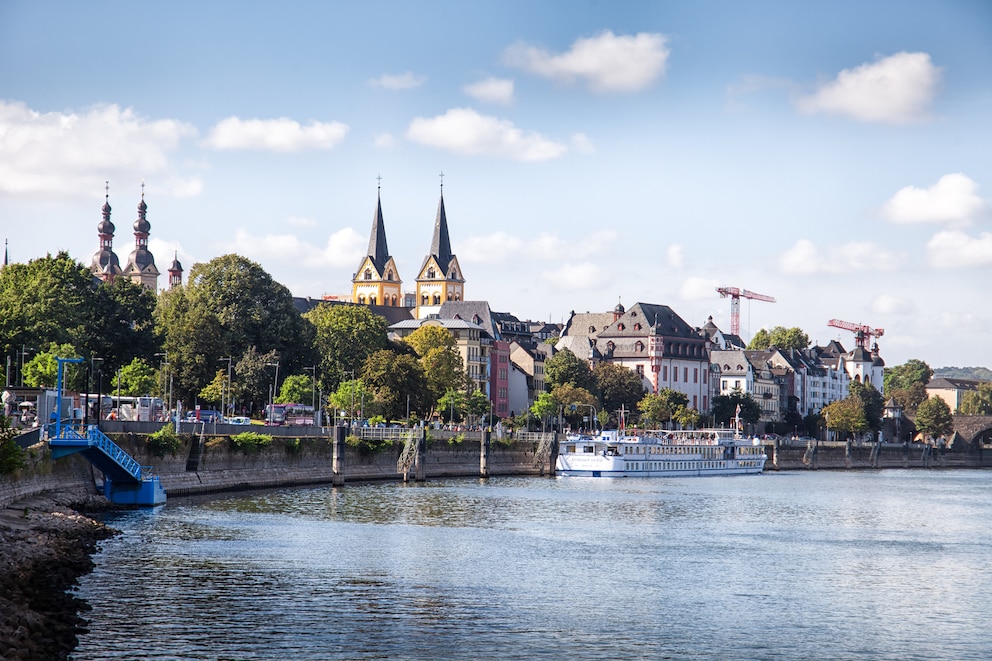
<box><xmin>2</xmin><ymin>1</ymin><xmax>991</xmax><ymax>369</ymax></box>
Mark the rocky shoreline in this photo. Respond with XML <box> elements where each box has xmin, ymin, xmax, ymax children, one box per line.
<box><xmin>0</xmin><ymin>492</ymin><xmax>117</xmax><ymax>661</ymax></box>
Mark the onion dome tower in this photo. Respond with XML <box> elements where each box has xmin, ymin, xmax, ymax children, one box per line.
<box><xmin>352</xmin><ymin>177</ymin><xmax>403</xmax><ymax>306</ymax></box>
<box><xmin>415</xmin><ymin>172</ymin><xmax>464</xmax><ymax>319</ymax></box>
<box><xmin>122</xmin><ymin>182</ymin><xmax>160</xmax><ymax>290</ymax></box>
<box><xmin>90</xmin><ymin>182</ymin><xmax>123</xmax><ymax>284</ymax></box>
<box><xmin>168</xmin><ymin>250</ymin><xmax>183</xmax><ymax>289</ymax></box>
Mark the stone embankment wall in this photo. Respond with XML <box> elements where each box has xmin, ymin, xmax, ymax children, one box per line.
<box><xmin>0</xmin><ymin>446</ymin><xmax>97</xmax><ymax>508</ymax></box>
<box><xmin>765</xmin><ymin>441</ymin><xmax>989</xmax><ymax>471</ymax></box>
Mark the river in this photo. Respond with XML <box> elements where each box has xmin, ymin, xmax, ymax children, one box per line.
<box><xmin>72</xmin><ymin>470</ymin><xmax>992</xmax><ymax>660</ymax></box>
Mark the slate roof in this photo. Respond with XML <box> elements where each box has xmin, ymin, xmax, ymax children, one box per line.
<box><xmin>437</xmin><ymin>300</ymin><xmax>498</xmax><ymax>339</ymax></box>
<box><xmin>419</xmin><ymin>193</ymin><xmax>458</xmax><ymax>276</ymax></box>
<box><xmin>292</xmin><ymin>298</ymin><xmax>414</xmax><ymax>326</ymax></box>
<box><xmin>359</xmin><ymin>192</ymin><xmax>392</xmax><ymax>275</ymax></box>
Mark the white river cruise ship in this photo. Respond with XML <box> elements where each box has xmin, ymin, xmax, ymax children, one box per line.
<box><xmin>556</xmin><ymin>428</ymin><xmax>766</xmax><ymax>478</ymax></box>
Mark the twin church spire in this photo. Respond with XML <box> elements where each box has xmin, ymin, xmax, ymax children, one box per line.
<box><xmin>351</xmin><ymin>176</ymin><xmax>464</xmax><ymax>319</ymax></box>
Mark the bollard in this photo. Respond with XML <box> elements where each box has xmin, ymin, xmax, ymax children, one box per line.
<box><xmin>480</xmin><ymin>428</ymin><xmax>490</xmax><ymax>478</ymax></box>
<box><xmin>333</xmin><ymin>425</ymin><xmax>346</xmax><ymax>486</ymax></box>
<box><xmin>415</xmin><ymin>428</ymin><xmax>426</xmax><ymax>482</ymax></box>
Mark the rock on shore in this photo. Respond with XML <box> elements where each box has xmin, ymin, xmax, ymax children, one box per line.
<box><xmin>0</xmin><ymin>492</ymin><xmax>117</xmax><ymax>661</ymax></box>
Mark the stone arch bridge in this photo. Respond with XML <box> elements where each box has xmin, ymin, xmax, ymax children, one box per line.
<box><xmin>951</xmin><ymin>415</ymin><xmax>992</xmax><ymax>445</ymax></box>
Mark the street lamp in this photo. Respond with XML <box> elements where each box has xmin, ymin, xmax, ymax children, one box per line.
<box><xmin>91</xmin><ymin>357</ymin><xmax>103</xmax><ymax>424</ymax></box>
<box><xmin>304</xmin><ymin>366</ymin><xmax>317</xmax><ymax>426</ymax></box>
<box><xmin>571</xmin><ymin>402</ymin><xmax>597</xmax><ymax>433</ymax></box>
<box><xmin>219</xmin><ymin>357</ymin><xmax>233</xmax><ymax>421</ymax></box>
<box><xmin>265</xmin><ymin>361</ymin><xmax>280</xmax><ymax>424</ymax></box>
<box><xmin>19</xmin><ymin>346</ymin><xmax>35</xmax><ymax>387</ymax></box>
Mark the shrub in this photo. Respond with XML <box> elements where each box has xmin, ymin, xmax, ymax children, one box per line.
<box><xmin>0</xmin><ymin>416</ymin><xmax>25</xmax><ymax>474</ymax></box>
<box><xmin>231</xmin><ymin>431</ymin><xmax>273</xmax><ymax>453</ymax></box>
<box><xmin>448</xmin><ymin>433</ymin><xmax>466</xmax><ymax>446</ymax></box>
<box><xmin>345</xmin><ymin>433</ymin><xmax>391</xmax><ymax>454</ymax></box>
<box><xmin>148</xmin><ymin>424</ymin><xmax>183</xmax><ymax>457</ymax></box>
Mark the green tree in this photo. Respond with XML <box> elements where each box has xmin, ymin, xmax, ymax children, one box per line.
<box><xmin>889</xmin><ymin>382</ymin><xmax>928</xmax><ymax>413</ymax></box>
<box><xmin>156</xmin><ymin>255</ymin><xmax>313</xmax><ymax>408</ymax></box>
<box><xmin>748</xmin><ymin>326</ymin><xmax>810</xmax><ymax>351</ymax></box>
<box><xmin>329</xmin><ymin>378</ymin><xmax>371</xmax><ymax>422</ymax></box>
<box><xmin>544</xmin><ymin>348</ymin><xmax>595</xmax><ymax>392</ymax></box>
<box><xmin>360</xmin><ymin>349</ymin><xmax>430</xmax><ymax>422</ymax></box>
<box><xmin>112</xmin><ymin>357</ymin><xmax>157</xmax><ymax>396</ymax></box>
<box><xmin>305</xmin><ymin>303</ymin><xmax>387</xmax><ymax>388</ymax></box>
<box><xmin>438</xmin><ymin>388</ymin><xmax>467</xmax><ymax>423</ymax></box>
<box><xmin>822</xmin><ymin>397</ymin><xmax>868</xmax><ymax>440</ymax></box>
<box><xmin>712</xmin><ymin>388</ymin><xmax>762</xmax><ymax>428</ymax></box>
<box><xmin>593</xmin><ymin>362</ymin><xmax>645</xmax><ymax>423</ymax></box>
<box><xmin>466</xmin><ymin>389</ymin><xmax>490</xmax><ymax>419</ymax></box>
<box><xmin>914</xmin><ymin>396</ymin><xmax>954</xmax><ymax>441</ymax></box>
<box><xmin>403</xmin><ymin>324</ymin><xmax>456</xmax><ymax>357</ymax></box>
<box><xmin>277</xmin><ymin>374</ymin><xmax>315</xmax><ymax>405</ymax></box>
<box><xmin>884</xmin><ymin>359</ymin><xmax>933</xmax><ymax>393</ymax></box>
<box><xmin>530</xmin><ymin>391</ymin><xmax>558</xmax><ymax>431</ymax></box>
<box><xmin>87</xmin><ymin>277</ymin><xmax>159</xmax><ymax>374</ymax></box>
<box><xmin>233</xmin><ymin>347</ymin><xmax>280</xmax><ymax>414</ymax></box>
<box><xmin>198</xmin><ymin>369</ymin><xmax>226</xmax><ymax>406</ymax></box>
<box><xmin>849</xmin><ymin>380</ymin><xmax>885</xmax><ymax>435</ymax></box>
<box><xmin>960</xmin><ymin>383</ymin><xmax>992</xmax><ymax>415</ymax></box>
<box><xmin>638</xmin><ymin>389</ymin><xmax>690</xmax><ymax>428</ymax></box>
<box><xmin>550</xmin><ymin>383</ymin><xmax>598</xmax><ymax>429</ymax></box>
<box><xmin>23</xmin><ymin>343</ymin><xmax>83</xmax><ymax>389</ymax></box>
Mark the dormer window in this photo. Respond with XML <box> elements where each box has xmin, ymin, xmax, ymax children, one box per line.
<box><xmin>364</xmin><ymin>269</ymin><xmax>372</xmax><ymax>280</ymax></box>
<box><xmin>617</xmin><ymin>323</ymin><xmax>625</xmax><ymax>331</ymax></box>
<box><xmin>427</xmin><ymin>267</ymin><xmax>436</xmax><ymax>279</ymax></box>
<box><xmin>634</xmin><ymin>323</ymin><xmax>642</xmax><ymax>331</ymax></box>
<box><xmin>588</xmin><ymin>326</ymin><xmax>596</xmax><ymax>333</ymax></box>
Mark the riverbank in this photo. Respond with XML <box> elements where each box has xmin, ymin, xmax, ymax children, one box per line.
<box><xmin>0</xmin><ymin>491</ymin><xmax>117</xmax><ymax>661</ymax></box>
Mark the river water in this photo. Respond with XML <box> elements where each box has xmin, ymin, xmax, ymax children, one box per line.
<box><xmin>72</xmin><ymin>471</ymin><xmax>992</xmax><ymax>660</ymax></box>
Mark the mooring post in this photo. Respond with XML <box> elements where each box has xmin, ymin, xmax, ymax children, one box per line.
<box><xmin>333</xmin><ymin>424</ymin><xmax>346</xmax><ymax>486</ymax></box>
<box><xmin>480</xmin><ymin>428</ymin><xmax>491</xmax><ymax>478</ymax></box>
<box><xmin>549</xmin><ymin>433</ymin><xmax>560</xmax><ymax>477</ymax></box>
<box><xmin>415</xmin><ymin>427</ymin><xmax>426</xmax><ymax>482</ymax></box>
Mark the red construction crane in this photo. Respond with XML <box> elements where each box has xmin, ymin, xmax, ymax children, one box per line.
<box><xmin>827</xmin><ymin>319</ymin><xmax>884</xmax><ymax>350</ymax></box>
<box><xmin>716</xmin><ymin>287</ymin><xmax>776</xmax><ymax>337</ymax></box>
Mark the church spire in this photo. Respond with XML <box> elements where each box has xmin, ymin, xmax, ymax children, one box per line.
<box><xmin>366</xmin><ymin>176</ymin><xmax>391</xmax><ymax>273</ymax></box>
<box><xmin>429</xmin><ymin>180</ymin><xmax>454</xmax><ymax>272</ymax></box>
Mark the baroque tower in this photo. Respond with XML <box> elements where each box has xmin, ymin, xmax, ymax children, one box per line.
<box><xmin>90</xmin><ymin>182</ymin><xmax>123</xmax><ymax>284</ymax></box>
<box><xmin>352</xmin><ymin>181</ymin><xmax>402</xmax><ymax>306</ymax></box>
<box><xmin>122</xmin><ymin>182</ymin><xmax>160</xmax><ymax>290</ymax></box>
<box><xmin>168</xmin><ymin>250</ymin><xmax>184</xmax><ymax>289</ymax></box>
<box><xmin>415</xmin><ymin>177</ymin><xmax>464</xmax><ymax>319</ymax></box>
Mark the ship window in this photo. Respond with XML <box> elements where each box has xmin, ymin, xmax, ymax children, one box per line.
<box><xmin>583</xmin><ymin>446</ymin><xmax>594</xmax><ymax>453</ymax></box>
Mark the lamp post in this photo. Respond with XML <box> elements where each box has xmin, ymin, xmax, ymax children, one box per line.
<box><xmin>219</xmin><ymin>357</ymin><xmax>233</xmax><ymax>421</ymax></box>
<box><xmin>304</xmin><ymin>366</ymin><xmax>317</xmax><ymax>426</ymax></box>
<box><xmin>20</xmin><ymin>346</ymin><xmax>34</xmax><ymax>387</ymax></box>
<box><xmin>265</xmin><ymin>361</ymin><xmax>279</xmax><ymax>424</ymax></box>
<box><xmin>91</xmin><ymin>357</ymin><xmax>103</xmax><ymax>425</ymax></box>
<box><xmin>572</xmin><ymin>402</ymin><xmax>597</xmax><ymax>433</ymax></box>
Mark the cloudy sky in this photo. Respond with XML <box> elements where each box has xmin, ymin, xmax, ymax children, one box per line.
<box><xmin>2</xmin><ymin>1</ymin><xmax>990</xmax><ymax>369</ymax></box>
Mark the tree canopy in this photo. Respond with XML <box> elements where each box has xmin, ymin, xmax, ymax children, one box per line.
<box><xmin>544</xmin><ymin>348</ymin><xmax>595</xmax><ymax>393</ymax></box>
<box><xmin>960</xmin><ymin>383</ymin><xmax>992</xmax><ymax>415</ymax></box>
<box><xmin>884</xmin><ymin>359</ymin><xmax>933</xmax><ymax>393</ymax></box>
<box><xmin>304</xmin><ymin>302</ymin><xmax>387</xmax><ymax>389</ymax></box>
<box><xmin>914</xmin><ymin>396</ymin><xmax>953</xmax><ymax>441</ymax></box>
<box><xmin>592</xmin><ymin>362</ymin><xmax>645</xmax><ymax>425</ymax></box>
<box><xmin>712</xmin><ymin>388</ymin><xmax>762</xmax><ymax>428</ymax></box>
<box><xmin>747</xmin><ymin>326</ymin><xmax>810</xmax><ymax>351</ymax></box>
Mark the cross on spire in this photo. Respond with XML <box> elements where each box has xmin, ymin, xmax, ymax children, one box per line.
<box><xmin>105</xmin><ymin>180</ymin><xmax>109</xmax><ymax>201</ymax></box>
<box><xmin>141</xmin><ymin>179</ymin><xmax>145</xmax><ymax>199</ymax></box>
<box><xmin>439</xmin><ymin>170</ymin><xmax>444</xmax><ymax>191</ymax></box>
<box><xmin>377</xmin><ymin>173</ymin><xmax>382</xmax><ymax>192</ymax></box>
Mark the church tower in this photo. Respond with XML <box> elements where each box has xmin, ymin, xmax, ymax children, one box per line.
<box><xmin>122</xmin><ymin>182</ymin><xmax>160</xmax><ymax>290</ymax></box>
<box><xmin>415</xmin><ymin>177</ymin><xmax>464</xmax><ymax>319</ymax></box>
<box><xmin>352</xmin><ymin>181</ymin><xmax>402</xmax><ymax>306</ymax></box>
<box><xmin>168</xmin><ymin>250</ymin><xmax>184</xmax><ymax>289</ymax></box>
<box><xmin>90</xmin><ymin>182</ymin><xmax>123</xmax><ymax>284</ymax></box>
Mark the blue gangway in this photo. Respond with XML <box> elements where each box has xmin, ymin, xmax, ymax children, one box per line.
<box><xmin>47</xmin><ymin>356</ymin><xmax>165</xmax><ymax>506</ymax></box>
<box><xmin>48</xmin><ymin>423</ymin><xmax>166</xmax><ymax>505</ymax></box>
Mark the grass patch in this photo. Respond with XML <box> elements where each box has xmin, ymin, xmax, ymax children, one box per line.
<box><xmin>345</xmin><ymin>434</ymin><xmax>392</xmax><ymax>454</ymax></box>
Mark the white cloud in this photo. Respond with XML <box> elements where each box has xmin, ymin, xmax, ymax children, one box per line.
<box><xmin>461</xmin><ymin>229</ymin><xmax>616</xmax><ymax>264</ymax></box>
<box><xmin>373</xmin><ymin>133</ymin><xmax>395</xmax><ymax>148</ymax></box>
<box><xmin>463</xmin><ymin>77</ymin><xmax>514</xmax><ymax>105</ymax></box>
<box><xmin>541</xmin><ymin>262</ymin><xmax>608</xmax><ymax>290</ymax></box>
<box><xmin>230</xmin><ymin>226</ymin><xmax>364</xmax><ymax>269</ymax></box>
<box><xmin>779</xmin><ymin>239</ymin><xmax>903</xmax><ymax>274</ymax></box>
<box><xmin>667</xmin><ymin>244</ymin><xmax>684</xmax><ymax>269</ymax></box>
<box><xmin>570</xmin><ymin>132</ymin><xmax>595</xmax><ymax>154</ymax></box>
<box><xmin>871</xmin><ymin>294</ymin><xmax>915</xmax><ymax>316</ymax></box>
<box><xmin>881</xmin><ymin>173</ymin><xmax>986</xmax><ymax>226</ymax></box>
<box><xmin>406</xmin><ymin>108</ymin><xmax>567</xmax><ymax>161</ymax></box>
<box><xmin>504</xmin><ymin>30</ymin><xmax>669</xmax><ymax>93</ymax></box>
<box><xmin>926</xmin><ymin>230</ymin><xmax>992</xmax><ymax>268</ymax></box>
<box><xmin>368</xmin><ymin>72</ymin><xmax>426</xmax><ymax>90</ymax></box>
<box><xmin>204</xmin><ymin>116</ymin><xmax>348</xmax><ymax>152</ymax></box>
<box><xmin>680</xmin><ymin>276</ymin><xmax>719</xmax><ymax>300</ymax></box>
<box><xmin>0</xmin><ymin>100</ymin><xmax>196</xmax><ymax>199</ymax></box>
<box><xmin>795</xmin><ymin>52</ymin><xmax>941</xmax><ymax>123</ymax></box>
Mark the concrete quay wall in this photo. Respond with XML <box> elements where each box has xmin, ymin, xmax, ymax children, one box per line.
<box><xmin>766</xmin><ymin>441</ymin><xmax>989</xmax><ymax>471</ymax></box>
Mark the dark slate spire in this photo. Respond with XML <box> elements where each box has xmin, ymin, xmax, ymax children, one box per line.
<box><xmin>366</xmin><ymin>183</ymin><xmax>390</xmax><ymax>274</ymax></box>
<box><xmin>429</xmin><ymin>190</ymin><xmax>454</xmax><ymax>272</ymax></box>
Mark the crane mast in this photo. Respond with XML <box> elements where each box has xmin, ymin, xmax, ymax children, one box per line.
<box><xmin>716</xmin><ymin>286</ymin><xmax>776</xmax><ymax>337</ymax></box>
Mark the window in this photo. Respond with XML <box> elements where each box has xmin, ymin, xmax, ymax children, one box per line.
<box><xmin>684</xmin><ymin>367</ymin><xmax>689</xmax><ymax>382</ymax></box>
<box><xmin>358</xmin><ymin>295</ymin><xmax>365</xmax><ymax>304</ymax></box>
<box><xmin>387</xmin><ymin>270</ymin><xmax>394</xmax><ymax>281</ymax></box>
<box><xmin>370</xmin><ymin>295</ymin><xmax>377</xmax><ymax>305</ymax></box>
<box><xmin>693</xmin><ymin>368</ymin><xmax>698</xmax><ymax>383</ymax></box>
<box><xmin>433</xmin><ymin>294</ymin><xmax>441</xmax><ymax>304</ymax></box>
<box><xmin>421</xmin><ymin>294</ymin><xmax>428</xmax><ymax>305</ymax></box>
<box><xmin>617</xmin><ymin>323</ymin><xmax>625</xmax><ymax>331</ymax></box>
<box><xmin>634</xmin><ymin>323</ymin><xmax>642</xmax><ymax>331</ymax></box>
<box><xmin>635</xmin><ymin>341</ymin><xmax>644</xmax><ymax>352</ymax></box>
<box><xmin>427</xmin><ymin>267</ymin><xmax>436</xmax><ymax>278</ymax></box>
<box><xmin>364</xmin><ymin>269</ymin><xmax>372</xmax><ymax>280</ymax></box>
<box><xmin>674</xmin><ymin>367</ymin><xmax>678</xmax><ymax>382</ymax></box>
<box><xmin>663</xmin><ymin>366</ymin><xmax>668</xmax><ymax>381</ymax></box>
<box><xmin>635</xmin><ymin>364</ymin><xmax>644</xmax><ymax>376</ymax></box>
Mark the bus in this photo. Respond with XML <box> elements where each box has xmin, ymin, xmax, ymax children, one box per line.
<box><xmin>264</xmin><ymin>403</ymin><xmax>315</xmax><ymax>426</ymax></box>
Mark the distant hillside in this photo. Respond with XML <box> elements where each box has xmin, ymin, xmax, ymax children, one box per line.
<box><xmin>934</xmin><ymin>366</ymin><xmax>992</xmax><ymax>381</ymax></box>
